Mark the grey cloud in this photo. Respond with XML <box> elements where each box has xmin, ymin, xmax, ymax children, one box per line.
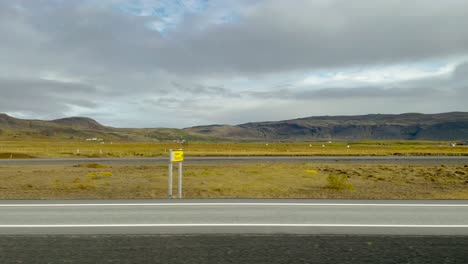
<box><xmin>454</xmin><ymin>62</ymin><xmax>468</xmax><ymax>82</ymax></box>
<box><xmin>243</xmin><ymin>60</ymin><xmax>468</xmax><ymax>103</ymax></box>
<box><xmin>302</xmin><ymin>87</ymin><xmax>442</xmax><ymax>99</ymax></box>
<box><xmin>4</xmin><ymin>0</ymin><xmax>467</xmax><ymax>78</ymax></box>
<box><xmin>248</xmin><ymin>61</ymin><xmax>468</xmax><ymax>101</ymax></box>
<box><xmin>143</xmin><ymin>97</ymin><xmax>185</xmax><ymax>109</ymax></box>
<box><xmin>0</xmin><ymin>0</ymin><xmax>467</xmax><ymax>127</ymax></box>
<box><xmin>455</xmin><ymin>62</ymin><xmax>467</xmax><ymax>74</ymax></box>
<box><xmin>170</xmin><ymin>82</ymin><xmax>241</xmax><ymax>98</ymax></box>
<box><xmin>248</xmin><ymin>86</ymin><xmax>442</xmax><ymax>100</ymax></box>
<box><xmin>453</xmin><ymin>62</ymin><xmax>468</xmax><ymax>96</ymax></box>
<box><xmin>249</xmin><ymin>61</ymin><xmax>468</xmax><ymax>102</ymax></box>
<box><xmin>171</xmin><ymin>0</ymin><xmax>468</xmax><ymax>75</ymax></box>
<box><xmin>0</xmin><ymin>1</ymin><xmax>161</xmax><ymax>73</ymax></box>
<box><xmin>171</xmin><ymin>82</ymin><xmax>223</xmax><ymax>94</ymax></box>
<box><xmin>0</xmin><ymin>78</ymin><xmax>98</xmax><ymax>115</ymax></box>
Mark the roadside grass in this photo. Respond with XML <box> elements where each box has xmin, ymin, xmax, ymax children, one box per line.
<box><xmin>0</xmin><ymin>162</ymin><xmax>466</xmax><ymax>199</ymax></box>
<box><xmin>0</xmin><ymin>140</ymin><xmax>467</xmax><ymax>158</ymax></box>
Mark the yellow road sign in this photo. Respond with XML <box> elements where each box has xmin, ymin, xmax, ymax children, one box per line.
<box><xmin>171</xmin><ymin>150</ymin><xmax>184</xmax><ymax>162</ymax></box>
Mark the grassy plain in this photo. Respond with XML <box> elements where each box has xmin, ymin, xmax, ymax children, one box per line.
<box><xmin>0</xmin><ymin>140</ymin><xmax>467</xmax><ymax>158</ymax></box>
<box><xmin>1</xmin><ymin>140</ymin><xmax>466</xmax><ymax>199</ymax></box>
<box><xmin>0</xmin><ymin>162</ymin><xmax>467</xmax><ymax>199</ymax></box>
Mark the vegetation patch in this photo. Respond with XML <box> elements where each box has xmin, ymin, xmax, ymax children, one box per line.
<box><xmin>86</xmin><ymin>172</ymin><xmax>98</xmax><ymax>179</ymax></box>
<box><xmin>75</xmin><ymin>163</ymin><xmax>108</xmax><ymax>169</ymax></box>
<box><xmin>0</xmin><ymin>153</ymin><xmax>34</xmax><ymax>159</ymax></box>
<box><xmin>100</xmin><ymin>171</ymin><xmax>113</xmax><ymax>177</ymax></box>
<box><xmin>76</xmin><ymin>182</ymin><xmax>95</xmax><ymax>190</ymax></box>
<box><xmin>86</xmin><ymin>171</ymin><xmax>113</xmax><ymax>179</ymax></box>
<box><xmin>325</xmin><ymin>175</ymin><xmax>355</xmax><ymax>190</ymax></box>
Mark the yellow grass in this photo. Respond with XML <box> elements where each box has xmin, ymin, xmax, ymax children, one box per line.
<box><xmin>0</xmin><ymin>140</ymin><xmax>467</xmax><ymax>158</ymax></box>
<box><xmin>0</xmin><ymin>162</ymin><xmax>466</xmax><ymax>199</ymax></box>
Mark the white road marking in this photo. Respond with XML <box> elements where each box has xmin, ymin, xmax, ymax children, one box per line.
<box><xmin>0</xmin><ymin>203</ymin><xmax>467</xmax><ymax>207</ymax></box>
<box><xmin>0</xmin><ymin>224</ymin><xmax>467</xmax><ymax>228</ymax></box>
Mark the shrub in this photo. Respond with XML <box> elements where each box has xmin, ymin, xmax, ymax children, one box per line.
<box><xmin>201</xmin><ymin>169</ymin><xmax>211</xmax><ymax>176</ymax></box>
<box><xmin>325</xmin><ymin>175</ymin><xmax>354</xmax><ymax>190</ymax></box>
<box><xmin>74</xmin><ymin>163</ymin><xmax>108</xmax><ymax>169</ymax></box>
<box><xmin>87</xmin><ymin>163</ymin><xmax>108</xmax><ymax>168</ymax></box>
<box><xmin>77</xmin><ymin>183</ymin><xmax>95</xmax><ymax>189</ymax></box>
<box><xmin>86</xmin><ymin>171</ymin><xmax>112</xmax><ymax>179</ymax></box>
<box><xmin>100</xmin><ymin>171</ymin><xmax>113</xmax><ymax>177</ymax></box>
<box><xmin>86</xmin><ymin>172</ymin><xmax>98</xmax><ymax>179</ymax></box>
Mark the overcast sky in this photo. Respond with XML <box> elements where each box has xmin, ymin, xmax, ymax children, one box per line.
<box><xmin>1</xmin><ymin>0</ymin><xmax>467</xmax><ymax>128</ymax></box>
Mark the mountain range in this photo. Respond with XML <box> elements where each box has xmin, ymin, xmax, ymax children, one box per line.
<box><xmin>1</xmin><ymin>112</ymin><xmax>468</xmax><ymax>141</ymax></box>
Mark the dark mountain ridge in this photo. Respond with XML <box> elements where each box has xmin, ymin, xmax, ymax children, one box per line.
<box><xmin>1</xmin><ymin>112</ymin><xmax>468</xmax><ymax>141</ymax></box>
<box><xmin>0</xmin><ymin>114</ymin><xmax>112</xmax><ymax>139</ymax></box>
<box><xmin>0</xmin><ymin>114</ymin><xmax>107</xmax><ymax>130</ymax></box>
<box><xmin>186</xmin><ymin>112</ymin><xmax>468</xmax><ymax>141</ymax></box>
<box><xmin>50</xmin><ymin>117</ymin><xmax>108</xmax><ymax>130</ymax></box>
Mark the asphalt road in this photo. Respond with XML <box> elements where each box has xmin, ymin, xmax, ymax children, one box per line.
<box><xmin>1</xmin><ymin>199</ymin><xmax>467</xmax><ymax>235</ymax></box>
<box><xmin>2</xmin><ymin>200</ymin><xmax>468</xmax><ymax>263</ymax></box>
<box><xmin>1</xmin><ymin>235</ymin><xmax>467</xmax><ymax>264</ymax></box>
<box><xmin>1</xmin><ymin>155</ymin><xmax>468</xmax><ymax>165</ymax></box>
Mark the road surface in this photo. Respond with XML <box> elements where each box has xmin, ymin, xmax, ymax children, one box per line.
<box><xmin>1</xmin><ymin>155</ymin><xmax>468</xmax><ymax>165</ymax></box>
<box><xmin>2</xmin><ymin>199</ymin><xmax>468</xmax><ymax>263</ymax></box>
<box><xmin>1</xmin><ymin>199</ymin><xmax>467</xmax><ymax>235</ymax></box>
<box><xmin>1</xmin><ymin>234</ymin><xmax>467</xmax><ymax>264</ymax></box>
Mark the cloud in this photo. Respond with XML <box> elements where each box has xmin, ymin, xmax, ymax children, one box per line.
<box><xmin>248</xmin><ymin>61</ymin><xmax>468</xmax><ymax>100</ymax></box>
<box><xmin>454</xmin><ymin>62</ymin><xmax>468</xmax><ymax>81</ymax></box>
<box><xmin>0</xmin><ymin>0</ymin><xmax>467</xmax><ymax>127</ymax></box>
<box><xmin>6</xmin><ymin>0</ymin><xmax>467</xmax><ymax>77</ymax></box>
<box><xmin>0</xmin><ymin>78</ymin><xmax>98</xmax><ymax>117</ymax></box>
<box><xmin>169</xmin><ymin>0</ymin><xmax>468</xmax><ymax>75</ymax></box>
<box><xmin>249</xmin><ymin>86</ymin><xmax>443</xmax><ymax>100</ymax></box>
<box><xmin>452</xmin><ymin>62</ymin><xmax>468</xmax><ymax>96</ymax></box>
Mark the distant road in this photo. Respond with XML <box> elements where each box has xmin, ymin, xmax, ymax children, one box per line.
<box><xmin>1</xmin><ymin>199</ymin><xmax>467</xmax><ymax>235</ymax></box>
<box><xmin>1</xmin><ymin>156</ymin><xmax>468</xmax><ymax>165</ymax></box>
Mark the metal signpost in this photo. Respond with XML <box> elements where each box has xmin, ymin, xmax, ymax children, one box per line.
<box><xmin>168</xmin><ymin>149</ymin><xmax>184</xmax><ymax>199</ymax></box>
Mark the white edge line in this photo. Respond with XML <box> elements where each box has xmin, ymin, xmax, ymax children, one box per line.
<box><xmin>0</xmin><ymin>203</ymin><xmax>467</xmax><ymax>207</ymax></box>
<box><xmin>0</xmin><ymin>224</ymin><xmax>467</xmax><ymax>228</ymax></box>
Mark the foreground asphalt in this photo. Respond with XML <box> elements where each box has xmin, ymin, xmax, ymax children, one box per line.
<box><xmin>1</xmin><ymin>235</ymin><xmax>467</xmax><ymax>264</ymax></box>
<box><xmin>1</xmin><ymin>155</ymin><xmax>468</xmax><ymax>165</ymax></box>
<box><xmin>1</xmin><ymin>200</ymin><xmax>467</xmax><ymax>263</ymax></box>
<box><xmin>1</xmin><ymin>199</ymin><xmax>467</xmax><ymax>235</ymax></box>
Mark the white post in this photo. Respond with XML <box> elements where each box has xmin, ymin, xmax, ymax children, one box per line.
<box><xmin>168</xmin><ymin>162</ymin><xmax>173</xmax><ymax>198</ymax></box>
<box><xmin>178</xmin><ymin>162</ymin><xmax>183</xmax><ymax>199</ymax></box>
<box><xmin>168</xmin><ymin>149</ymin><xmax>173</xmax><ymax>199</ymax></box>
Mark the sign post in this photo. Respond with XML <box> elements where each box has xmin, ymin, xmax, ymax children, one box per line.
<box><xmin>168</xmin><ymin>149</ymin><xmax>184</xmax><ymax>199</ymax></box>
<box><xmin>178</xmin><ymin>161</ymin><xmax>183</xmax><ymax>199</ymax></box>
<box><xmin>168</xmin><ymin>159</ymin><xmax>173</xmax><ymax>198</ymax></box>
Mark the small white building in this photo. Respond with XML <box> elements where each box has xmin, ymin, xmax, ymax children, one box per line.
<box><xmin>86</xmin><ymin>138</ymin><xmax>104</xmax><ymax>142</ymax></box>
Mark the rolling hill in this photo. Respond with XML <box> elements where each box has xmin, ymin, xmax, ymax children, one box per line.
<box><xmin>185</xmin><ymin>112</ymin><xmax>468</xmax><ymax>141</ymax></box>
<box><xmin>0</xmin><ymin>113</ymin><xmax>209</xmax><ymax>141</ymax></box>
<box><xmin>0</xmin><ymin>113</ymin><xmax>116</xmax><ymax>140</ymax></box>
<box><xmin>1</xmin><ymin>112</ymin><xmax>468</xmax><ymax>141</ymax></box>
